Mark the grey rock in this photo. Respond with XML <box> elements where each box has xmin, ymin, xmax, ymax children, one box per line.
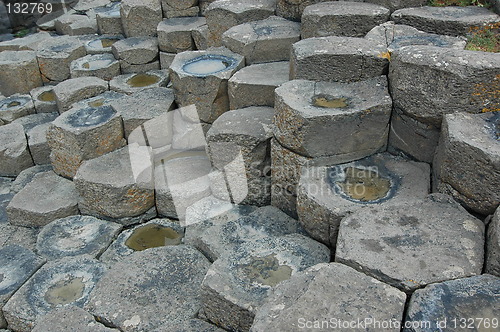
<box><xmin>223</xmin><ymin>16</ymin><xmax>300</xmax><ymax>64</ymax></box>
<box><xmin>120</xmin><ymin>60</ymin><xmax>161</xmax><ymax>74</ymax></box>
<box><xmin>157</xmin><ymin>17</ymin><xmax>207</xmax><ymax>53</ymax></box>
<box><xmin>290</xmin><ymin>36</ymin><xmax>389</xmax><ymax>82</ymax></box>
<box><xmin>202</xmin><ymin>234</ymin><xmax>330</xmax><ymax>332</ymax></box>
<box><xmin>112</xmin><ymin>37</ymin><xmax>159</xmax><ymax>65</ymax></box>
<box><xmin>200</xmin><ymin>0</ymin><xmax>217</xmax><ymax>14</ymax></box>
<box><xmin>391</xmin><ymin>6</ymin><xmax>500</xmax><ymax>37</ymax></box>
<box><xmin>11</xmin><ymin>112</ymin><xmax>58</xmax><ymax>133</ymax></box>
<box><xmin>152</xmin><ymin>319</ymin><xmax>225</xmax><ymax>332</ymax></box>
<box><xmin>276</xmin><ymin>0</ymin><xmax>329</xmax><ymax>21</ymax></box>
<box><xmin>363</xmin><ymin>0</ymin><xmax>427</xmax><ymax>13</ymax></box>
<box><xmin>274</xmin><ymin>77</ymin><xmax>392</xmax><ymax>158</ymax></box>
<box><xmin>251</xmin><ymin>263</ymin><xmax>406</xmax><ymax>332</ymax></box>
<box><xmin>335</xmin><ymin>194</ymin><xmax>485</xmax><ymax>292</ymax></box>
<box><xmin>96</xmin><ymin>2</ymin><xmax>123</xmax><ymax>35</ymax></box>
<box><xmin>30</xmin><ymin>86</ymin><xmax>58</xmax><ymax>114</ymax></box>
<box><xmin>0</xmin><ymin>180</ymin><xmax>13</xmax><ymax>224</ymax></box>
<box><xmin>0</xmin><ymin>31</ymin><xmax>52</xmax><ymax>52</ymax></box>
<box><xmin>298</xmin><ymin>153</ymin><xmax>430</xmax><ymax>247</ymax></box>
<box><xmin>109</xmin><ymin>70</ymin><xmax>169</xmax><ymax>94</ymax></box>
<box><xmin>55</xmin><ymin>13</ymin><xmax>98</xmax><ymax>36</ymax></box>
<box><xmin>160</xmin><ymin>52</ymin><xmax>176</xmax><ymax>69</ymax></box>
<box><xmin>0</xmin><ymin>51</ymin><xmax>43</xmax><ymax>97</ymax></box>
<box><xmin>486</xmin><ymin>207</ymin><xmax>500</xmax><ymax>276</ymax></box>
<box><xmin>7</xmin><ymin>172</ymin><xmax>79</xmax><ymax>227</ymax></box>
<box><xmin>29</xmin><ymin>123</ymin><xmax>52</xmax><ymax>166</ymax></box>
<box><xmin>0</xmin><ymin>94</ymin><xmax>35</xmax><ymax>124</ymax></box>
<box><xmin>193</xmin><ymin>24</ymin><xmax>209</xmax><ymax>50</ymax></box>
<box><xmin>53</xmin><ymin>77</ymin><xmax>109</xmax><ymax>113</ymax></box>
<box><xmin>229</xmin><ymin>61</ymin><xmax>289</xmax><ymax>110</ymax></box>
<box><xmin>70</xmin><ymin>54</ymin><xmax>121</xmax><ymax>81</ymax></box>
<box><xmin>69</xmin><ymin>91</ymin><xmax>125</xmax><ymax>111</ymax></box>
<box><xmin>10</xmin><ymin>165</ymin><xmax>52</xmax><ymax>194</ymax></box>
<box><xmin>0</xmin><ymin>224</ymin><xmax>39</xmax><ymax>250</ymax></box>
<box><xmin>32</xmin><ymin>306</ymin><xmax>119</xmax><ymax>332</ymax></box>
<box><xmin>120</xmin><ymin>0</ymin><xmax>163</xmax><ymax>37</ymax></box>
<box><xmin>301</xmin><ymin>1</ymin><xmax>390</xmax><ymax>38</ymax></box>
<box><xmin>37</xmin><ymin>215</ymin><xmax>122</xmax><ymax>260</ymax></box>
<box><xmin>0</xmin><ymin>123</ymin><xmax>34</xmax><ymax>177</ymax></box>
<box><xmin>3</xmin><ymin>256</ymin><xmax>106</xmax><ymax>332</ymax></box>
<box><xmin>84</xmin><ymin>35</ymin><xmax>123</xmax><ymax>55</ymax></box>
<box><xmin>162</xmin><ymin>0</ymin><xmax>198</xmax><ymax>10</ymax></box>
<box><xmin>404</xmin><ymin>274</ymin><xmax>500</xmax><ymax>332</ymax></box>
<box><xmin>86</xmin><ymin>246</ymin><xmax>211</xmax><ymax>331</ymax></box>
<box><xmin>433</xmin><ymin>112</ymin><xmax>500</xmax><ymax>215</ymax></box>
<box><xmin>163</xmin><ymin>6</ymin><xmax>200</xmax><ymax>19</ymax></box>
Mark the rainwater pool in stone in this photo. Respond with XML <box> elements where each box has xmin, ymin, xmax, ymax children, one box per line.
<box><xmin>183</xmin><ymin>55</ymin><xmax>237</xmax><ymax>76</ymax></box>
<box><xmin>67</xmin><ymin>106</ymin><xmax>116</xmax><ymax>128</ymax></box>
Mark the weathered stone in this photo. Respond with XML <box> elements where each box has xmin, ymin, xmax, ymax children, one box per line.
<box><xmin>251</xmin><ymin>263</ymin><xmax>406</xmax><ymax>332</ymax></box>
<box><xmin>37</xmin><ymin>215</ymin><xmax>122</xmax><ymax>260</ymax></box>
<box><xmin>229</xmin><ymin>61</ymin><xmax>289</xmax><ymax>110</ymax></box>
<box><xmin>27</xmin><ymin>123</ymin><xmax>52</xmax><ymax>165</ymax></box>
<box><xmin>120</xmin><ymin>0</ymin><xmax>163</xmax><ymax>37</ymax></box>
<box><xmin>363</xmin><ymin>0</ymin><xmax>427</xmax><ymax>13</ymax></box>
<box><xmin>74</xmin><ymin>145</ymin><xmax>155</xmax><ymax>222</ymax></box>
<box><xmin>404</xmin><ymin>274</ymin><xmax>500</xmax><ymax>331</ymax></box>
<box><xmin>0</xmin><ymin>178</ymin><xmax>13</xmax><ymax>224</ymax></box>
<box><xmin>110</xmin><ymin>87</ymin><xmax>175</xmax><ymax>137</ymax></box>
<box><xmin>160</xmin><ymin>52</ymin><xmax>176</xmax><ymax>69</ymax></box>
<box><xmin>274</xmin><ymin>76</ymin><xmax>392</xmax><ymax>158</ymax></box>
<box><xmin>33</xmin><ymin>306</ymin><xmax>119</xmax><ymax>332</ymax></box>
<box><xmin>0</xmin><ymin>51</ymin><xmax>43</xmax><ymax>97</ymax></box>
<box><xmin>164</xmin><ymin>6</ymin><xmax>200</xmax><ymax>19</ymax></box>
<box><xmin>223</xmin><ymin>16</ymin><xmax>300</xmax><ymax>64</ymax></box>
<box><xmin>69</xmin><ymin>91</ymin><xmax>125</xmax><ymax>111</ymax></box>
<box><xmin>85</xmin><ymin>35</ymin><xmax>123</xmax><ymax>55</ymax></box>
<box><xmin>54</xmin><ymin>77</ymin><xmax>109</xmax><ymax>113</ymax></box>
<box><xmin>162</xmin><ymin>0</ymin><xmax>198</xmax><ymax>10</ymax></box>
<box><xmin>200</xmin><ymin>0</ymin><xmax>217</xmax><ymax>14</ymax></box>
<box><xmin>170</xmin><ymin>47</ymin><xmax>244</xmax><ymax>123</ymax></box>
<box><xmin>7</xmin><ymin>172</ymin><xmax>79</xmax><ymax>227</ymax></box>
<box><xmin>152</xmin><ymin>319</ymin><xmax>226</xmax><ymax>332</ymax></box>
<box><xmin>10</xmin><ymin>165</ymin><xmax>52</xmax><ymax>194</ymax></box>
<box><xmin>205</xmin><ymin>0</ymin><xmax>276</xmax><ymax>46</ymax></box>
<box><xmin>0</xmin><ymin>31</ymin><xmax>52</xmax><ymax>52</ymax></box>
<box><xmin>391</xmin><ymin>6</ymin><xmax>500</xmax><ymax>37</ymax></box>
<box><xmin>486</xmin><ymin>207</ymin><xmax>500</xmax><ymax>276</ymax></box>
<box><xmin>0</xmin><ymin>245</ymin><xmax>45</xmax><ymax>329</ymax></box>
<box><xmin>0</xmin><ymin>94</ymin><xmax>35</xmax><ymax>124</ymax></box>
<box><xmin>336</xmin><ymin>194</ymin><xmax>485</xmax><ymax>292</ymax></box>
<box><xmin>388</xmin><ymin>45</ymin><xmax>500</xmax><ymax>163</ymax></box>
<box><xmin>297</xmin><ymin>153</ymin><xmax>430</xmax><ymax>247</ymax></box>
<box><xmin>3</xmin><ymin>256</ymin><xmax>106</xmax><ymax>332</ymax></box>
<box><xmin>290</xmin><ymin>36</ymin><xmax>389</xmax><ymax>82</ymax></box>
<box><xmin>301</xmin><ymin>1</ymin><xmax>390</xmax><ymax>38</ymax></box>
<box><xmin>193</xmin><ymin>24</ymin><xmax>209</xmax><ymax>50</ymax></box>
<box><xmin>120</xmin><ymin>60</ymin><xmax>161</xmax><ymax>74</ymax></box>
<box><xmin>0</xmin><ymin>224</ymin><xmax>39</xmax><ymax>250</ymax></box>
<box><xmin>55</xmin><ymin>12</ymin><xmax>98</xmax><ymax>36</ymax></box>
<box><xmin>70</xmin><ymin>54</ymin><xmax>121</xmax><ymax>81</ymax></box>
<box><xmin>47</xmin><ymin>105</ymin><xmax>125</xmax><ymax>178</ymax></box>
<box><xmin>30</xmin><ymin>86</ymin><xmax>58</xmax><ymax>114</ymax></box>
<box><xmin>161</xmin><ymin>0</ymin><xmax>199</xmax><ymax>18</ymax></box>
<box><xmin>109</xmin><ymin>70</ymin><xmax>169</xmax><ymax>94</ymax></box>
<box><xmin>11</xmin><ymin>112</ymin><xmax>58</xmax><ymax>133</ymax></box>
<box><xmin>99</xmin><ymin>218</ymin><xmax>184</xmax><ymax>266</ymax></box>
<box><xmin>96</xmin><ymin>2</ymin><xmax>123</xmax><ymax>35</ymax></box>
<box><xmin>276</xmin><ymin>0</ymin><xmax>328</xmax><ymax>21</ymax></box>
<box><xmin>0</xmin><ymin>123</ymin><xmax>34</xmax><ymax>177</ymax></box>
<box><xmin>112</xmin><ymin>36</ymin><xmax>159</xmax><ymax>65</ymax></box>
<box><xmin>433</xmin><ymin>112</ymin><xmax>500</xmax><ymax>215</ymax></box>
<box><xmin>207</xmin><ymin>106</ymin><xmax>273</xmax><ymax>206</ymax></box>
<box><xmin>157</xmin><ymin>17</ymin><xmax>207</xmax><ymax>53</ymax></box>
<box><xmin>36</xmin><ymin>36</ymin><xmax>87</xmax><ymax>82</ymax></box>
<box><xmin>86</xmin><ymin>246</ymin><xmax>210</xmax><ymax>331</ymax></box>
<box><xmin>202</xmin><ymin>234</ymin><xmax>330</xmax><ymax>332</ymax></box>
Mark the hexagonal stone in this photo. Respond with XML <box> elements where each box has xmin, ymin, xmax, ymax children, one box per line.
<box><xmin>170</xmin><ymin>47</ymin><xmax>244</xmax><ymax>123</ymax></box>
<box><xmin>99</xmin><ymin>218</ymin><xmax>184</xmax><ymax>266</ymax></box>
<box><xmin>110</xmin><ymin>87</ymin><xmax>175</xmax><ymax>137</ymax></box>
<box><xmin>53</xmin><ymin>77</ymin><xmax>109</xmax><ymax>113</ymax></box>
<box><xmin>229</xmin><ymin>61</ymin><xmax>289</xmax><ymax>110</ymax></box>
<box><xmin>74</xmin><ymin>145</ymin><xmax>155</xmax><ymax>222</ymax></box>
<box><xmin>202</xmin><ymin>234</ymin><xmax>330</xmax><ymax>332</ymax></box>
<box><xmin>109</xmin><ymin>70</ymin><xmax>169</xmax><ymax>94</ymax></box>
<box><xmin>486</xmin><ymin>207</ymin><xmax>500</xmax><ymax>277</ymax></box>
<box><xmin>95</xmin><ymin>2</ymin><xmax>123</xmax><ymax>35</ymax></box>
<box><xmin>10</xmin><ymin>165</ymin><xmax>52</xmax><ymax>194</ymax></box>
<box><xmin>205</xmin><ymin>0</ymin><xmax>276</xmax><ymax>46</ymax></box>
<box><xmin>391</xmin><ymin>6</ymin><xmax>500</xmax><ymax>37</ymax></box>
<box><xmin>37</xmin><ymin>216</ymin><xmax>122</xmax><ymax>261</ymax></box>
<box><xmin>251</xmin><ymin>263</ymin><xmax>407</xmax><ymax>332</ymax></box>
<box><xmin>152</xmin><ymin>319</ymin><xmax>225</xmax><ymax>332</ymax></box>
<box><xmin>389</xmin><ymin>46</ymin><xmax>500</xmax><ymax>163</ymax></box>
<box><xmin>84</xmin><ymin>35</ymin><xmax>123</xmax><ymax>55</ymax></box>
<box><xmin>290</xmin><ymin>36</ymin><xmax>389</xmax><ymax>83</ymax></box>
<box><xmin>186</xmin><ymin>205</ymin><xmax>306</xmax><ymax>261</ymax></box>
<box><xmin>55</xmin><ymin>12</ymin><xmax>98</xmax><ymax>36</ymax></box>
<box><xmin>157</xmin><ymin>17</ymin><xmax>207</xmax><ymax>53</ymax></box>
<box><xmin>161</xmin><ymin>0</ymin><xmax>199</xmax><ymax>18</ymax></box>
<box><xmin>112</xmin><ymin>37</ymin><xmax>158</xmax><ymax>66</ymax></box>
<box><xmin>223</xmin><ymin>16</ymin><xmax>300</xmax><ymax>64</ymax></box>
<box><xmin>121</xmin><ymin>0</ymin><xmax>163</xmax><ymax>37</ymax></box>
<box><xmin>301</xmin><ymin>1</ymin><xmax>390</xmax><ymax>38</ymax></box>
<box><xmin>86</xmin><ymin>246</ymin><xmax>211</xmax><ymax>331</ymax></box>
<box><xmin>0</xmin><ymin>123</ymin><xmax>34</xmax><ymax>177</ymax></box>
<box><xmin>0</xmin><ymin>245</ymin><xmax>45</xmax><ymax>329</ymax></box>
<box><xmin>32</xmin><ymin>306</ymin><xmax>120</xmax><ymax>332</ymax></box>
<box><xmin>0</xmin><ymin>50</ymin><xmax>43</xmax><ymax>96</ymax></box>
<box><xmin>7</xmin><ymin>172</ymin><xmax>79</xmax><ymax>227</ymax></box>
<box><xmin>36</xmin><ymin>35</ymin><xmax>86</xmax><ymax>82</ymax></box>
<box><xmin>336</xmin><ymin>194</ymin><xmax>485</xmax><ymax>292</ymax></box>
<box><xmin>0</xmin><ymin>94</ymin><xmax>35</xmax><ymax>124</ymax></box>
<box><xmin>0</xmin><ymin>31</ymin><xmax>52</xmax><ymax>52</ymax></box>
<box><xmin>30</xmin><ymin>86</ymin><xmax>58</xmax><ymax>114</ymax></box>
<box><xmin>276</xmin><ymin>0</ymin><xmax>328</xmax><ymax>21</ymax></box>
<box><xmin>298</xmin><ymin>153</ymin><xmax>430</xmax><ymax>247</ymax></box>
<box><xmin>275</xmin><ymin>76</ymin><xmax>391</xmax><ymax>159</ymax></box>
<box><xmin>70</xmin><ymin>54</ymin><xmax>121</xmax><ymax>81</ymax></box>
<box><xmin>404</xmin><ymin>275</ymin><xmax>500</xmax><ymax>331</ymax></box>
<box><xmin>433</xmin><ymin>112</ymin><xmax>500</xmax><ymax>215</ymax></box>
<box><xmin>3</xmin><ymin>256</ymin><xmax>106</xmax><ymax>332</ymax></box>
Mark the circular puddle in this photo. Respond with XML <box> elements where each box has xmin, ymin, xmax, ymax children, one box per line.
<box><xmin>182</xmin><ymin>54</ymin><xmax>237</xmax><ymax>76</ymax></box>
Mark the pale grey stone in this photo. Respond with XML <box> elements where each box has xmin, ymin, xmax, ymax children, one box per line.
<box><xmin>0</xmin><ymin>94</ymin><xmax>35</xmax><ymax>124</ymax></box>
<box><xmin>0</xmin><ymin>31</ymin><xmax>52</xmax><ymax>52</ymax></box>
<box><xmin>486</xmin><ymin>207</ymin><xmax>500</xmax><ymax>277</ymax></box>
<box><xmin>163</xmin><ymin>6</ymin><xmax>200</xmax><ymax>19</ymax></box>
<box><xmin>84</xmin><ymin>35</ymin><xmax>123</xmax><ymax>55</ymax></box>
<box><xmin>70</xmin><ymin>54</ymin><xmax>121</xmax><ymax>81</ymax></box>
<box><xmin>152</xmin><ymin>319</ymin><xmax>225</xmax><ymax>332</ymax></box>
<box><xmin>10</xmin><ymin>165</ymin><xmax>52</xmax><ymax>194</ymax></box>
<box><xmin>0</xmin><ymin>51</ymin><xmax>43</xmax><ymax>97</ymax></box>
<box><xmin>157</xmin><ymin>17</ymin><xmax>207</xmax><ymax>53</ymax></box>
<box><xmin>363</xmin><ymin>0</ymin><xmax>427</xmax><ymax>13</ymax></box>
<box><xmin>11</xmin><ymin>112</ymin><xmax>58</xmax><ymax>133</ymax></box>
<box><xmin>0</xmin><ymin>224</ymin><xmax>39</xmax><ymax>250</ymax></box>
<box><xmin>32</xmin><ymin>306</ymin><xmax>119</xmax><ymax>332</ymax></box>
<box><xmin>55</xmin><ymin>12</ymin><xmax>98</xmax><ymax>36</ymax></box>
<box><xmin>160</xmin><ymin>52</ymin><xmax>176</xmax><ymax>69</ymax></box>
<box><xmin>27</xmin><ymin>123</ymin><xmax>52</xmax><ymax>165</ymax></box>
<box><xmin>193</xmin><ymin>24</ymin><xmax>209</xmax><ymax>50</ymax></box>
<box><xmin>276</xmin><ymin>0</ymin><xmax>329</xmax><ymax>21</ymax></box>
<box><xmin>121</xmin><ymin>0</ymin><xmax>163</xmax><ymax>37</ymax></box>
<box><xmin>0</xmin><ymin>123</ymin><xmax>34</xmax><ymax>177</ymax></box>
<box><xmin>96</xmin><ymin>2</ymin><xmax>123</xmax><ymax>35</ymax></box>
<box><xmin>53</xmin><ymin>77</ymin><xmax>109</xmax><ymax>113</ymax></box>
<box><xmin>111</xmin><ymin>37</ymin><xmax>159</xmax><ymax>65</ymax></box>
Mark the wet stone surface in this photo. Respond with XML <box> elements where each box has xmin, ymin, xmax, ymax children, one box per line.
<box><xmin>84</xmin><ymin>35</ymin><xmax>122</xmax><ymax>54</ymax></box>
<box><xmin>53</xmin><ymin>76</ymin><xmax>109</xmax><ymax>113</ymax></box>
<box><xmin>70</xmin><ymin>53</ymin><xmax>121</xmax><ymax>81</ymax></box>
<box><xmin>0</xmin><ymin>94</ymin><xmax>35</xmax><ymax>124</ymax></box>
<box><xmin>30</xmin><ymin>86</ymin><xmax>58</xmax><ymax>114</ymax></box>
<box><xmin>109</xmin><ymin>70</ymin><xmax>169</xmax><ymax>94</ymax></box>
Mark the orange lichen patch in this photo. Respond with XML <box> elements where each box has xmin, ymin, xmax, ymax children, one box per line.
<box><xmin>472</xmin><ymin>74</ymin><xmax>500</xmax><ymax>113</ymax></box>
<box><xmin>378</xmin><ymin>51</ymin><xmax>391</xmax><ymax>61</ymax></box>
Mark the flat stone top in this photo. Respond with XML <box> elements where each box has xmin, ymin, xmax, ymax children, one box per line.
<box><xmin>0</xmin><ymin>31</ymin><xmax>53</xmax><ymax>52</ymax></box>
<box><xmin>156</xmin><ymin>154</ymin><xmax>212</xmax><ymax>186</ymax></box>
<box><xmin>293</xmin><ymin>35</ymin><xmax>388</xmax><ymax>58</ymax></box>
<box><xmin>0</xmin><ymin>50</ymin><xmax>37</xmax><ymax>64</ymax></box>
<box><xmin>72</xmin><ymin>53</ymin><xmax>119</xmax><ymax>69</ymax></box>
<box><xmin>303</xmin><ymin>1</ymin><xmax>390</xmax><ymax>16</ymax></box>
<box><xmin>229</xmin><ymin>61</ymin><xmax>290</xmax><ymax>86</ymax></box>
<box><xmin>110</xmin><ymin>87</ymin><xmax>174</xmax><ymax>120</ymax></box>
<box><xmin>207</xmin><ymin>0</ymin><xmax>276</xmax><ymax>13</ymax></box>
<box><xmin>158</xmin><ymin>16</ymin><xmax>207</xmax><ymax>31</ymax></box>
<box><xmin>224</xmin><ymin>16</ymin><xmax>300</xmax><ymax>40</ymax></box>
<box><xmin>54</xmin><ymin>76</ymin><xmax>109</xmax><ymax>98</ymax></box>
<box><xmin>53</xmin><ymin>105</ymin><xmax>118</xmax><ymax>130</ymax></box>
<box><xmin>0</xmin><ymin>94</ymin><xmax>32</xmax><ymax>110</ymax></box>
<box><xmin>0</xmin><ymin>123</ymin><xmax>26</xmax><ymax>149</ymax></box>
<box><xmin>392</xmin><ymin>6</ymin><xmax>500</xmax><ymax>23</ymax></box>
<box><xmin>33</xmin><ymin>306</ymin><xmax>119</xmax><ymax>332</ymax></box>
<box><xmin>208</xmin><ymin>106</ymin><xmax>274</xmax><ymax>140</ymax></box>
<box><xmin>170</xmin><ymin>47</ymin><xmax>244</xmax><ymax>78</ymax></box>
<box><xmin>275</xmin><ymin>76</ymin><xmax>391</xmax><ymax>118</ymax></box>
<box><xmin>112</xmin><ymin>36</ymin><xmax>158</xmax><ymax>52</ymax></box>
<box><xmin>36</xmin><ymin>35</ymin><xmax>84</xmax><ymax>57</ymax></box>
<box><xmin>336</xmin><ymin>194</ymin><xmax>485</xmax><ymax>291</ymax></box>
<box><xmin>70</xmin><ymin>91</ymin><xmax>125</xmax><ymax>111</ymax></box>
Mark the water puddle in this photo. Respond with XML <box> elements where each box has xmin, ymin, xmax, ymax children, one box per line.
<box><xmin>312</xmin><ymin>95</ymin><xmax>348</xmax><ymax>108</ymax></box>
<box><xmin>335</xmin><ymin>167</ymin><xmax>391</xmax><ymax>202</ymax></box>
<box><xmin>7</xmin><ymin>101</ymin><xmax>21</xmax><ymax>108</ymax></box>
<box><xmin>44</xmin><ymin>277</ymin><xmax>85</xmax><ymax>306</ymax></box>
<box><xmin>241</xmin><ymin>254</ymin><xmax>292</xmax><ymax>287</ymax></box>
<box><xmin>182</xmin><ymin>55</ymin><xmax>236</xmax><ymax>76</ymax></box>
<box><xmin>88</xmin><ymin>98</ymin><xmax>105</xmax><ymax>107</ymax></box>
<box><xmin>38</xmin><ymin>90</ymin><xmax>56</xmax><ymax>102</ymax></box>
<box><xmin>126</xmin><ymin>74</ymin><xmax>160</xmax><ymax>87</ymax></box>
<box><xmin>67</xmin><ymin>106</ymin><xmax>115</xmax><ymax>128</ymax></box>
<box><xmin>125</xmin><ymin>224</ymin><xmax>182</xmax><ymax>251</ymax></box>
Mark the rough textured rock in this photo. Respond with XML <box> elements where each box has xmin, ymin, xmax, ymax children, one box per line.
<box><xmin>70</xmin><ymin>53</ymin><xmax>121</xmax><ymax>81</ymax></box>
<box><xmin>0</xmin><ymin>123</ymin><xmax>34</xmax><ymax>177</ymax></box>
<box><xmin>388</xmin><ymin>45</ymin><xmax>500</xmax><ymax>163</ymax></box>
<box><xmin>95</xmin><ymin>2</ymin><xmax>123</xmax><ymax>35</ymax></box>
<box><xmin>86</xmin><ymin>246</ymin><xmax>211</xmax><ymax>331</ymax></box>
<box><xmin>223</xmin><ymin>16</ymin><xmax>300</xmax><ymax>64</ymax></box>
<box><xmin>0</xmin><ymin>51</ymin><xmax>43</xmax><ymax>96</ymax></box>
<box><xmin>84</xmin><ymin>35</ymin><xmax>123</xmax><ymax>55</ymax></box>
<box><xmin>37</xmin><ymin>215</ymin><xmax>122</xmax><ymax>260</ymax></box>
<box><xmin>486</xmin><ymin>207</ymin><xmax>500</xmax><ymax>276</ymax></box>
<box><xmin>120</xmin><ymin>0</ymin><xmax>163</xmax><ymax>37</ymax></box>
<box><xmin>11</xmin><ymin>112</ymin><xmax>58</xmax><ymax>133</ymax></box>
<box><xmin>32</xmin><ymin>306</ymin><xmax>119</xmax><ymax>332</ymax></box>
<box><xmin>336</xmin><ymin>194</ymin><xmax>485</xmax><ymax>292</ymax></box>
<box><xmin>0</xmin><ymin>178</ymin><xmax>13</xmax><ymax>224</ymax></box>
<box><xmin>109</xmin><ymin>70</ymin><xmax>169</xmax><ymax>94</ymax></box>
<box><xmin>120</xmin><ymin>60</ymin><xmax>161</xmax><ymax>74</ymax></box>
<box><xmin>10</xmin><ymin>165</ymin><xmax>52</xmax><ymax>194</ymax></box>
<box><xmin>301</xmin><ymin>1</ymin><xmax>390</xmax><ymax>38</ymax></box>
<box><xmin>0</xmin><ymin>224</ymin><xmax>39</xmax><ymax>250</ymax></box>
<box><xmin>0</xmin><ymin>31</ymin><xmax>52</xmax><ymax>52</ymax></box>
<box><xmin>30</xmin><ymin>86</ymin><xmax>58</xmax><ymax>114</ymax></box>
<box><xmin>228</xmin><ymin>61</ymin><xmax>289</xmax><ymax>110</ymax></box>
<box><xmin>55</xmin><ymin>12</ymin><xmax>98</xmax><ymax>36</ymax></box>
<box><xmin>276</xmin><ymin>0</ymin><xmax>329</xmax><ymax>21</ymax></box>
<box><xmin>157</xmin><ymin>17</ymin><xmax>207</xmax><ymax>53</ymax></box>
<box><xmin>404</xmin><ymin>274</ymin><xmax>500</xmax><ymax>331</ymax></box>
<box><xmin>0</xmin><ymin>94</ymin><xmax>35</xmax><ymax>124</ymax></box>
<box><xmin>112</xmin><ymin>37</ymin><xmax>159</xmax><ymax>65</ymax></box>
<box><xmin>3</xmin><ymin>256</ymin><xmax>106</xmax><ymax>332</ymax></box>
<box><xmin>363</xmin><ymin>0</ymin><xmax>427</xmax><ymax>13</ymax></box>
<box><xmin>53</xmin><ymin>77</ymin><xmax>109</xmax><ymax>113</ymax></box>
<box><xmin>202</xmin><ymin>234</ymin><xmax>330</xmax><ymax>332</ymax></box>
<box><xmin>69</xmin><ymin>91</ymin><xmax>125</xmax><ymax>112</ymax></box>
<box><xmin>290</xmin><ymin>36</ymin><xmax>389</xmax><ymax>83</ymax></box>
<box><xmin>297</xmin><ymin>153</ymin><xmax>430</xmax><ymax>247</ymax></box>
<box><xmin>152</xmin><ymin>319</ymin><xmax>226</xmax><ymax>332</ymax></box>
<box><xmin>251</xmin><ymin>263</ymin><xmax>407</xmax><ymax>332</ymax></box>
